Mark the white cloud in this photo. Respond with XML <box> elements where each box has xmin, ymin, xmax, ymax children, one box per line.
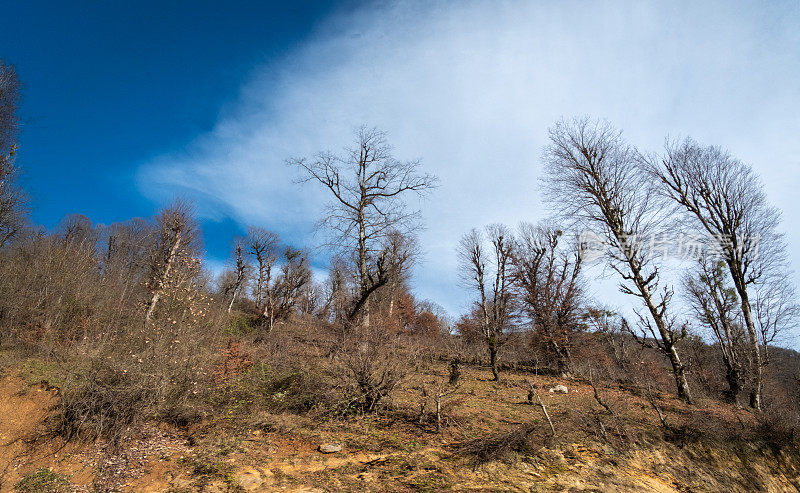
<box><xmin>138</xmin><ymin>0</ymin><xmax>800</xmax><ymax>325</ymax></box>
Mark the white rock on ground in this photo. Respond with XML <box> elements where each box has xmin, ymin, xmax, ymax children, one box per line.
<box><xmin>318</xmin><ymin>443</ymin><xmax>343</xmax><ymax>453</ymax></box>
<box><xmin>549</xmin><ymin>384</ymin><xmax>568</xmax><ymax>394</ymax></box>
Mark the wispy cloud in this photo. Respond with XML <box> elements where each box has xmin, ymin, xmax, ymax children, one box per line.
<box><xmin>137</xmin><ymin>0</ymin><xmax>800</xmax><ymax>319</ymax></box>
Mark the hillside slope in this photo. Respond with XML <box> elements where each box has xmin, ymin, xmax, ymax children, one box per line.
<box><xmin>1</xmin><ymin>361</ymin><xmax>799</xmax><ymax>492</ymax></box>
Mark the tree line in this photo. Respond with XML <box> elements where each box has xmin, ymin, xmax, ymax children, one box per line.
<box><xmin>456</xmin><ymin>118</ymin><xmax>797</xmax><ymax>411</ymax></box>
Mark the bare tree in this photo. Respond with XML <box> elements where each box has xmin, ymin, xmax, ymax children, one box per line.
<box><xmin>96</xmin><ymin>218</ymin><xmax>158</xmax><ymax>331</ymax></box>
<box><xmin>358</xmin><ymin>230</ymin><xmax>418</xmax><ymax>328</ymax></box>
<box><xmin>644</xmin><ymin>139</ymin><xmax>795</xmax><ymax>409</ymax></box>
<box><xmin>0</xmin><ymin>147</ymin><xmax>25</xmax><ymax>249</ymax></box>
<box><xmin>753</xmin><ymin>267</ymin><xmax>799</xmax><ymax>369</ymax></box>
<box><xmin>513</xmin><ymin>222</ymin><xmax>585</xmax><ymax>374</ymax></box>
<box><xmin>458</xmin><ymin>225</ymin><xmax>515</xmax><ymax>381</ymax></box>
<box><xmin>296</xmin><ymin>278</ymin><xmax>324</xmax><ymax>317</ymax></box>
<box><xmin>684</xmin><ymin>257</ymin><xmax>746</xmax><ymax>404</ymax></box>
<box><xmin>344</xmin><ymin>229</ymin><xmax>415</xmax><ymax>324</ymax></box>
<box><xmin>100</xmin><ymin>218</ymin><xmax>155</xmax><ymax>289</ymax></box>
<box><xmin>226</xmin><ymin>237</ymin><xmax>249</xmax><ymax>313</ymax></box>
<box><xmin>292</xmin><ymin>126</ymin><xmax>437</xmax><ymax>327</ymax></box>
<box><xmin>263</xmin><ymin>247</ymin><xmax>312</xmax><ymax>331</ymax></box>
<box><xmin>384</xmin><ymin>231</ymin><xmax>418</xmax><ymax>321</ymax></box>
<box><xmin>57</xmin><ymin>213</ymin><xmax>98</xmax><ymax>250</ymax></box>
<box><xmin>246</xmin><ymin>226</ymin><xmax>279</xmax><ymax>309</ymax></box>
<box><xmin>543</xmin><ymin>118</ymin><xmax>692</xmax><ymax>404</ymax></box>
<box><xmin>144</xmin><ymin>199</ymin><xmax>199</xmax><ymax>323</ymax></box>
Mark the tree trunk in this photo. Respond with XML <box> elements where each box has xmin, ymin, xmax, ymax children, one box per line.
<box><xmin>627</xmin><ymin>251</ymin><xmax>693</xmax><ymax>405</ymax></box>
<box><xmin>387</xmin><ymin>280</ymin><xmax>396</xmax><ymax>320</ymax></box>
<box><xmin>255</xmin><ymin>268</ymin><xmax>263</xmax><ymax>308</ymax></box>
<box><xmin>262</xmin><ymin>297</ymin><xmax>276</xmax><ymax>333</ymax></box>
<box><xmin>358</xmin><ymin>208</ymin><xmax>370</xmax><ymax>328</ymax></box>
<box><xmin>227</xmin><ymin>288</ymin><xmax>237</xmax><ymax>313</ymax></box>
<box><xmin>435</xmin><ymin>396</ymin><xmax>442</xmax><ymax>432</ymax></box>
<box><xmin>488</xmin><ymin>336</ymin><xmax>499</xmax><ymax>381</ymax></box>
<box><xmin>738</xmin><ymin>290</ymin><xmax>763</xmax><ymax>410</ymax></box>
<box><xmin>665</xmin><ymin>343</ymin><xmax>692</xmax><ymax>404</ymax></box>
<box><xmin>145</xmin><ymin>230</ymin><xmax>181</xmax><ymax>323</ymax></box>
<box><xmin>710</xmin><ymin>289</ymin><xmax>742</xmax><ymax>406</ymax></box>
<box><xmin>448</xmin><ymin>359</ymin><xmax>461</xmax><ymax>386</ymax></box>
<box><xmin>550</xmin><ymin>338</ymin><xmax>572</xmax><ymax>376</ymax></box>
<box><xmin>724</xmin><ymin>366</ymin><xmax>743</xmax><ymax>406</ymax></box>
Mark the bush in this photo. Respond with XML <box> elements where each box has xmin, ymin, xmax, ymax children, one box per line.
<box><xmin>49</xmin><ymin>320</ymin><xmax>216</xmax><ymax>445</ymax></box>
<box><xmin>757</xmin><ymin>382</ymin><xmax>800</xmax><ymax>444</ymax></box>
<box><xmin>51</xmin><ymin>364</ymin><xmax>153</xmax><ymax>444</ymax></box>
<box><xmin>335</xmin><ymin>325</ymin><xmax>409</xmax><ymax>414</ymax></box>
<box><xmin>459</xmin><ymin>425</ymin><xmax>539</xmax><ymax>464</ymax></box>
<box><xmin>218</xmin><ymin>360</ymin><xmax>336</xmax><ymax>416</ymax></box>
<box><xmin>213</xmin><ymin>324</ymin><xmax>410</xmax><ymax>418</ymax></box>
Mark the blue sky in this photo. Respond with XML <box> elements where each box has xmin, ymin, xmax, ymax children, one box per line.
<box><xmin>3</xmin><ymin>1</ymin><xmax>800</xmax><ymax>338</ymax></box>
<box><xmin>1</xmin><ymin>0</ymin><xmax>347</xmax><ymax>255</ymax></box>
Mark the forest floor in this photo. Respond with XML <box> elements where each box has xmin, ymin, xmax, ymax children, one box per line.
<box><xmin>1</xmin><ymin>355</ymin><xmax>799</xmax><ymax>492</ymax></box>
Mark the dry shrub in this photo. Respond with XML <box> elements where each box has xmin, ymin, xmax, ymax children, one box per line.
<box><xmin>0</xmin><ymin>209</ymin><xmax>346</xmax><ymax>440</ymax></box>
<box><xmin>568</xmin><ymin>333</ymin><xmax>614</xmax><ymax>376</ymax></box>
<box><xmin>50</xmin><ymin>341</ymin><xmax>211</xmax><ymax>445</ymax></box>
<box><xmin>523</xmin><ymin>332</ymin><xmax>563</xmax><ymax>374</ymax></box>
<box><xmin>335</xmin><ymin>324</ymin><xmax>409</xmax><ymax>414</ymax></box>
<box><xmin>49</xmin><ymin>296</ymin><xmax>219</xmax><ymax>444</ymax></box>
<box><xmin>52</xmin><ymin>361</ymin><xmax>154</xmax><ymax>444</ymax></box>
<box><xmin>209</xmin><ymin>319</ymin><xmax>343</xmax><ymax>419</ymax></box>
<box><xmin>212</xmin><ymin>320</ymin><xmax>411</xmax><ymax>418</ymax></box>
<box><xmin>0</xmin><ymin>235</ymin><xmax>114</xmax><ymax>349</ymax></box>
<box><xmin>415</xmin><ymin>377</ymin><xmax>464</xmax><ymax>432</ymax></box>
<box><xmin>459</xmin><ymin>424</ymin><xmax>539</xmax><ymax>464</ymax></box>
<box><xmin>757</xmin><ymin>380</ymin><xmax>800</xmax><ymax>444</ymax></box>
<box><xmin>217</xmin><ymin>359</ymin><xmax>336</xmax><ymax>416</ymax></box>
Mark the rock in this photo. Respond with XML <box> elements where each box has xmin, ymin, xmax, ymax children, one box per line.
<box><xmin>549</xmin><ymin>384</ymin><xmax>568</xmax><ymax>394</ymax></box>
<box><xmin>236</xmin><ymin>467</ymin><xmax>271</xmax><ymax>491</ymax></box>
<box><xmin>318</xmin><ymin>443</ymin><xmax>343</xmax><ymax>453</ymax></box>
